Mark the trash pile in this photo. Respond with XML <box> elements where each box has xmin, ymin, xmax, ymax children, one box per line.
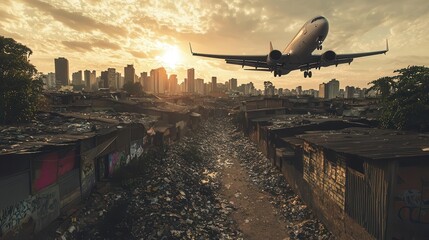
<box><xmin>48</xmin><ymin>116</ymin><xmax>332</xmax><ymax>240</ymax></box>
<box><xmin>216</xmin><ymin>117</ymin><xmax>333</xmax><ymax>240</ymax></box>
<box><xmin>0</xmin><ymin>113</ymin><xmax>112</xmax><ymax>153</ymax></box>
<box><xmin>54</xmin><ymin>120</ymin><xmax>243</xmax><ymax>240</ymax></box>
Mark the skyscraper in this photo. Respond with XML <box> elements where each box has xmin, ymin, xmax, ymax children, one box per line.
<box><xmin>107</xmin><ymin>68</ymin><xmax>117</xmax><ymax>89</ymax></box>
<box><xmin>100</xmin><ymin>71</ymin><xmax>108</xmax><ymax>88</ymax></box>
<box><xmin>296</xmin><ymin>86</ymin><xmax>303</xmax><ymax>96</ymax></box>
<box><xmin>195</xmin><ymin>78</ymin><xmax>204</xmax><ymax>95</ymax></box>
<box><xmin>90</xmin><ymin>70</ymin><xmax>97</xmax><ymax>91</ymax></box>
<box><xmin>327</xmin><ymin>79</ymin><xmax>340</xmax><ymax>99</ymax></box>
<box><xmin>345</xmin><ymin>86</ymin><xmax>355</xmax><ymax>99</ymax></box>
<box><xmin>229</xmin><ymin>78</ymin><xmax>237</xmax><ymax>91</ymax></box>
<box><xmin>187</xmin><ymin>68</ymin><xmax>195</xmax><ymax>93</ymax></box>
<box><xmin>124</xmin><ymin>64</ymin><xmax>135</xmax><ymax>84</ymax></box>
<box><xmin>169</xmin><ymin>74</ymin><xmax>178</xmax><ymax>94</ymax></box>
<box><xmin>72</xmin><ymin>70</ymin><xmax>82</xmax><ymax>85</ymax></box>
<box><xmin>319</xmin><ymin>83</ymin><xmax>328</xmax><ymax>98</ymax></box>
<box><xmin>140</xmin><ymin>72</ymin><xmax>148</xmax><ymax>89</ymax></box>
<box><xmin>54</xmin><ymin>57</ymin><xmax>69</xmax><ymax>87</ymax></box>
<box><xmin>155</xmin><ymin>67</ymin><xmax>167</xmax><ymax>94</ymax></box>
<box><xmin>211</xmin><ymin>76</ymin><xmax>217</xmax><ymax>92</ymax></box>
<box><xmin>148</xmin><ymin>68</ymin><xmax>168</xmax><ymax>94</ymax></box>
<box><xmin>84</xmin><ymin>70</ymin><xmax>91</xmax><ymax>89</ymax></box>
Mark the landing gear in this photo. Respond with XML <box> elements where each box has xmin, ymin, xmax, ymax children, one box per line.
<box><xmin>304</xmin><ymin>71</ymin><xmax>312</xmax><ymax>78</ymax></box>
<box><xmin>317</xmin><ymin>45</ymin><xmax>323</xmax><ymax>50</ymax></box>
<box><xmin>273</xmin><ymin>70</ymin><xmax>282</xmax><ymax>77</ymax></box>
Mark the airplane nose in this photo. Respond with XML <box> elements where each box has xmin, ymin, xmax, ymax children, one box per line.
<box><xmin>320</xmin><ymin>19</ymin><xmax>329</xmax><ymax>34</ymax></box>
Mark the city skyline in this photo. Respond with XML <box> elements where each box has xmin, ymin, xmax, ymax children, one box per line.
<box><xmin>1</xmin><ymin>0</ymin><xmax>428</xmax><ymax>90</ymax></box>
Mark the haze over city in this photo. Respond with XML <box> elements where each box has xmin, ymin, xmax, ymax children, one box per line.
<box><xmin>0</xmin><ymin>0</ymin><xmax>428</xmax><ymax>89</ymax></box>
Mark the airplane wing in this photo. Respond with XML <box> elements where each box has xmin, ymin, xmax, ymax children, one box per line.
<box><xmin>298</xmin><ymin>40</ymin><xmax>389</xmax><ymax>71</ymax></box>
<box><xmin>189</xmin><ymin>43</ymin><xmax>269</xmax><ymax>69</ymax></box>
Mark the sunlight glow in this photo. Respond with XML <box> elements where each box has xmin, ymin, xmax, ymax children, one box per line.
<box><xmin>157</xmin><ymin>45</ymin><xmax>182</xmax><ymax>70</ymax></box>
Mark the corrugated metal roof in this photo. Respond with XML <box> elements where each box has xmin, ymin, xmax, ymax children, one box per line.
<box><xmin>299</xmin><ymin>128</ymin><xmax>429</xmax><ymax>160</ymax></box>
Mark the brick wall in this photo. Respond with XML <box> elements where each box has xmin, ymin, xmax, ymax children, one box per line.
<box><xmin>303</xmin><ymin>142</ymin><xmax>346</xmax><ymax>210</ymax></box>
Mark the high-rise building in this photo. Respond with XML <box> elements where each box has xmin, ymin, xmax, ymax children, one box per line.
<box><xmin>84</xmin><ymin>70</ymin><xmax>91</xmax><ymax>89</ymax></box>
<box><xmin>72</xmin><ymin>70</ymin><xmax>83</xmax><ymax>86</ymax></box>
<box><xmin>42</xmin><ymin>72</ymin><xmax>56</xmax><ymax>89</ymax></box>
<box><xmin>327</xmin><ymin>79</ymin><xmax>339</xmax><ymax>99</ymax></box>
<box><xmin>100</xmin><ymin>71</ymin><xmax>108</xmax><ymax>88</ymax></box>
<box><xmin>54</xmin><ymin>57</ymin><xmax>69</xmax><ymax>87</ymax></box>
<box><xmin>319</xmin><ymin>83</ymin><xmax>328</xmax><ymax>98</ymax></box>
<box><xmin>345</xmin><ymin>86</ymin><xmax>355</xmax><ymax>99</ymax></box>
<box><xmin>229</xmin><ymin>78</ymin><xmax>237</xmax><ymax>91</ymax></box>
<box><xmin>211</xmin><ymin>76</ymin><xmax>217</xmax><ymax>92</ymax></box>
<box><xmin>149</xmin><ymin>67</ymin><xmax>168</xmax><ymax>94</ymax></box>
<box><xmin>140</xmin><ymin>72</ymin><xmax>148</xmax><ymax>89</ymax></box>
<box><xmin>187</xmin><ymin>68</ymin><xmax>195</xmax><ymax>93</ymax></box>
<box><xmin>296</xmin><ymin>86</ymin><xmax>302</xmax><ymax>96</ymax></box>
<box><xmin>169</xmin><ymin>74</ymin><xmax>178</xmax><ymax>94</ymax></box>
<box><xmin>106</xmin><ymin>68</ymin><xmax>116</xmax><ymax>89</ymax></box>
<box><xmin>195</xmin><ymin>78</ymin><xmax>204</xmax><ymax>95</ymax></box>
<box><xmin>90</xmin><ymin>70</ymin><xmax>97</xmax><ymax>91</ymax></box>
<box><xmin>264</xmin><ymin>81</ymin><xmax>275</xmax><ymax>96</ymax></box>
<box><xmin>124</xmin><ymin>64</ymin><xmax>135</xmax><ymax>84</ymax></box>
<box><xmin>244</xmin><ymin>82</ymin><xmax>254</xmax><ymax>95</ymax></box>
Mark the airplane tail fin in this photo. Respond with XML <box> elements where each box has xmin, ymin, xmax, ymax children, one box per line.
<box><xmin>386</xmin><ymin>39</ymin><xmax>389</xmax><ymax>52</ymax></box>
<box><xmin>270</xmin><ymin>41</ymin><xmax>273</xmax><ymax>52</ymax></box>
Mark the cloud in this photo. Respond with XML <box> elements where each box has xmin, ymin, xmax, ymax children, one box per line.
<box><xmin>21</xmin><ymin>0</ymin><xmax>127</xmax><ymax>37</ymax></box>
<box><xmin>62</xmin><ymin>40</ymin><xmax>93</xmax><ymax>52</ymax></box>
<box><xmin>129</xmin><ymin>51</ymin><xmax>148</xmax><ymax>58</ymax></box>
<box><xmin>62</xmin><ymin>39</ymin><xmax>121</xmax><ymax>52</ymax></box>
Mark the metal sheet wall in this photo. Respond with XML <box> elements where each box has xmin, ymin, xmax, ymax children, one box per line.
<box><xmin>0</xmin><ymin>172</ymin><xmax>30</xmax><ymax>210</ymax></box>
<box><xmin>58</xmin><ymin>169</ymin><xmax>80</xmax><ymax>208</ymax></box>
<box><xmin>346</xmin><ymin>161</ymin><xmax>388</xmax><ymax>240</ymax></box>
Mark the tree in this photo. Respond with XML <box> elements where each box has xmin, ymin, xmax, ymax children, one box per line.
<box><xmin>123</xmin><ymin>82</ymin><xmax>144</xmax><ymax>96</ymax></box>
<box><xmin>368</xmin><ymin>66</ymin><xmax>429</xmax><ymax>131</ymax></box>
<box><xmin>0</xmin><ymin>36</ymin><xmax>43</xmax><ymax>124</ymax></box>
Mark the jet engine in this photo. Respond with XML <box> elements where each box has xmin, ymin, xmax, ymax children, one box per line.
<box><xmin>321</xmin><ymin>50</ymin><xmax>336</xmax><ymax>62</ymax></box>
<box><xmin>267</xmin><ymin>50</ymin><xmax>282</xmax><ymax>65</ymax></box>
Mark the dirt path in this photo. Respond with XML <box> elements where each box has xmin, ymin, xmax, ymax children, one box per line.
<box><xmin>220</xmin><ymin>156</ymin><xmax>290</xmax><ymax>240</ymax></box>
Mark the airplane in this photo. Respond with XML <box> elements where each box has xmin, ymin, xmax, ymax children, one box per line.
<box><xmin>189</xmin><ymin>16</ymin><xmax>388</xmax><ymax>78</ymax></box>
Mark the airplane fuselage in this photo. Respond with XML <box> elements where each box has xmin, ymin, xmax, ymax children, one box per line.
<box><xmin>281</xmin><ymin>16</ymin><xmax>329</xmax><ymax>74</ymax></box>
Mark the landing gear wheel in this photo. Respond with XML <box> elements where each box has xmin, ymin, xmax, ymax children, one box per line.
<box><xmin>304</xmin><ymin>71</ymin><xmax>308</xmax><ymax>78</ymax></box>
<box><xmin>308</xmin><ymin>71</ymin><xmax>312</xmax><ymax>78</ymax></box>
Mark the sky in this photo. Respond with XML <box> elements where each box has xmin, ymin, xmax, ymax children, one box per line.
<box><xmin>0</xmin><ymin>0</ymin><xmax>428</xmax><ymax>90</ymax></box>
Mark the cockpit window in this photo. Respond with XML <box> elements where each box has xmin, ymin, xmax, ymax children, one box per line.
<box><xmin>311</xmin><ymin>16</ymin><xmax>325</xmax><ymax>23</ymax></box>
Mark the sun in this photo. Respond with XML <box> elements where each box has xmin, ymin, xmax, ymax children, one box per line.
<box><xmin>157</xmin><ymin>45</ymin><xmax>182</xmax><ymax>70</ymax></box>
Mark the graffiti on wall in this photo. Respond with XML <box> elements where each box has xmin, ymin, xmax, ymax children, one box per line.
<box><xmin>0</xmin><ymin>184</ymin><xmax>59</xmax><ymax>236</ymax></box>
<box><xmin>395</xmin><ymin>185</ymin><xmax>429</xmax><ymax>223</ymax></box>
<box><xmin>108</xmin><ymin>151</ymin><xmax>130</xmax><ymax>177</ymax></box>
<box><xmin>392</xmin><ymin>162</ymin><xmax>429</xmax><ymax>239</ymax></box>
<box><xmin>80</xmin><ymin>155</ymin><xmax>95</xmax><ymax>196</ymax></box>
<box><xmin>130</xmin><ymin>140</ymin><xmax>143</xmax><ymax>161</ymax></box>
<box><xmin>33</xmin><ymin>148</ymin><xmax>76</xmax><ymax>192</ymax></box>
<box><xmin>81</xmin><ymin>154</ymin><xmax>95</xmax><ymax>181</ymax></box>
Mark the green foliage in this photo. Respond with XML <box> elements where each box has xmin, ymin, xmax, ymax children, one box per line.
<box><xmin>122</xmin><ymin>81</ymin><xmax>144</xmax><ymax>96</ymax></box>
<box><xmin>368</xmin><ymin>66</ymin><xmax>429</xmax><ymax>131</ymax></box>
<box><xmin>0</xmin><ymin>36</ymin><xmax>43</xmax><ymax>124</ymax></box>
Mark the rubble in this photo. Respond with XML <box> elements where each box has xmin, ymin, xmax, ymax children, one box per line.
<box><xmin>213</xmin><ymin>117</ymin><xmax>333</xmax><ymax>240</ymax></box>
<box><xmin>41</xmin><ymin>116</ymin><xmax>332</xmax><ymax>240</ymax></box>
